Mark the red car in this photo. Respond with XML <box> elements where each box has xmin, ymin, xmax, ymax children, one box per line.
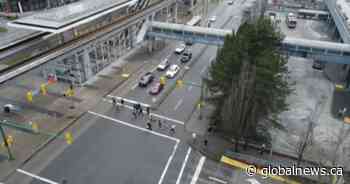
<box><xmin>149</xmin><ymin>82</ymin><xmax>164</xmax><ymax>95</ymax></box>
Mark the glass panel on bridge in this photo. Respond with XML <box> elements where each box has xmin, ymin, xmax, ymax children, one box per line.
<box><xmin>327</xmin><ymin>49</ymin><xmax>341</xmax><ymax>55</ymax></box>
<box><xmin>311</xmin><ymin>48</ymin><xmax>325</xmax><ymax>54</ymax></box>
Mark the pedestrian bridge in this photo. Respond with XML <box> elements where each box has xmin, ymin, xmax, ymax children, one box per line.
<box><xmin>138</xmin><ymin>21</ymin><xmax>350</xmax><ymax>64</ymax></box>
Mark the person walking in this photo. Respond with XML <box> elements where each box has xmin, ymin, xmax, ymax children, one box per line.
<box><xmin>120</xmin><ymin>98</ymin><xmax>124</xmax><ymax>107</ymax></box>
<box><xmin>260</xmin><ymin>143</ymin><xmax>266</xmax><ymax>155</ymax></box>
<box><xmin>146</xmin><ymin>122</ymin><xmax>152</xmax><ymax>130</ymax></box>
<box><xmin>158</xmin><ymin>119</ymin><xmax>162</xmax><ymax>129</ymax></box>
<box><xmin>170</xmin><ymin>125</ymin><xmax>176</xmax><ymax>135</ymax></box>
<box><xmin>204</xmin><ymin>139</ymin><xmax>208</xmax><ymax>147</ymax></box>
<box><xmin>146</xmin><ymin>106</ymin><xmax>150</xmax><ymax>116</ymax></box>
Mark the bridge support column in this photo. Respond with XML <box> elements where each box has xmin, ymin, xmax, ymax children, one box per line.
<box><xmin>147</xmin><ymin>38</ymin><xmax>155</xmax><ymax>53</ymax></box>
<box><xmin>175</xmin><ymin>3</ymin><xmax>178</xmax><ymax>23</ymax></box>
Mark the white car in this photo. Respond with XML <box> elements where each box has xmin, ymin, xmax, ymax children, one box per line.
<box><xmin>166</xmin><ymin>64</ymin><xmax>180</xmax><ymax>78</ymax></box>
<box><xmin>175</xmin><ymin>44</ymin><xmax>186</xmax><ymax>54</ymax></box>
<box><xmin>157</xmin><ymin>58</ymin><xmax>170</xmax><ymax>71</ymax></box>
<box><xmin>209</xmin><ymin>16</ymin><xmax>217</xmax><ymax>22</ymax></box>
<box><xmin>3</xmin><ymin>104</ymin><xmax>19</xmax><ymax>113</ymax></box>
<box><xmin>227</xmin><ymin>0</ymin><xmax>233</xmax><ymax>5</ymax></box>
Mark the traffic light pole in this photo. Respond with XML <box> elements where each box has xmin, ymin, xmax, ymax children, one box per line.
<box><xmin>199</xmin><ymin>79</ymin><xmax>204</xmax><ymax>120</ymax></box>
<box><xmin>0</xmin><ymin>123</ymin><xmax>14</xmax><ymax>160</ymax></box>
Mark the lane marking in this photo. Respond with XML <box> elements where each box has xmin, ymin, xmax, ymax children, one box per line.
<box><xmin>88</xmin><ymin>111</ymin><xmax>180</xmax><ymax>143</ymax></box>
<box><xmin>103</xmin><ymin>98</ymin><xmax>185</xmax><ymax>125</ymax></box>
<box><xmin>188</xmin><ymin>85</ymin><xmax>193</xmax><ymax>91</ymax></box>
<box><xmin>208</xmin><ymin>176</ymin><xmax>228</xmax><ymax>184</ymax></box>
<box><xmin>174</xmin><ymin>99</ymin><xmax>183</xmax><ymax>111</ymax></box>
<box><xmin>200</xmin><ymin>66</ymin><xmax>207</xmax><ymax>75</ymax></box>
<box><xmin>131</xmin><ymin>83</ymin><xmax>138</xmax><ymax>90</ymax></box>
<box><xmin>190</xmin><ymin>156</ymin><xmax>206</xmax><ymax>184</ymax></box>
<box><xmin>151</xmin><ymin>66</ymin><xmax>159</xmax><ymax>73</ymax></box>
<box><xmin>176</xmin><ymin>147</ymin><xmax>192</xmax><ymax>184</ymax></box>
<box><xmin>158</xmin><ymin>142</ymin><xmax>179</xmax><ymax>184</ymax></box>
<box><xmin>107</xmin><ymin>95</ymin><xmax>151</xmax><ymax>107</ymax></box>
<box><xmin>17</xmin><ymin>169</ymin><xmax>59</xmax><ymax>184</ymax></box>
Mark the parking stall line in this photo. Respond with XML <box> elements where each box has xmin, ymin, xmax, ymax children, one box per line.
<box><xmin>190</xmin><ymin>156</ymin><xmax>206</xmax><ymax>184</ymax></box>
<box><xmin>176</xmin><ymin>147</ymin><xmax>192</xmax><ymax>184</ymax></box>
<box><xmin>16</xmin><ymin>169</ymin><xmax>59</xmax><ymax>184</ymax></box>
<box><xmin>102</xmin><ymin>98</ymin><xmax>185</xmax><ymax>125</ymax></box>
<box><xmin>88</xmin><ymin>111</ymin><xmax>180</xmax><ymax>143</ymax></box>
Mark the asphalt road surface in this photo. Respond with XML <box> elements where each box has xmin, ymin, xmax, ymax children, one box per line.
<box><xmin>5</xmin><ymin>1</ymin><xmax>283</xmax><ymax>184</ymax></box>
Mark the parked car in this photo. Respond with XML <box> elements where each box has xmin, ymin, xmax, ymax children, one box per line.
<box><xmin>180</xmin><ymin>51</ymin><xmax>192</xmax><ymax>63</ymax></box>
<box><xmin>175</xmin><ymin>44</ymin><xmax>186</xmax><ymax>54</ymax></box>
<box><xmin>166</xmin><ymin>64</ymin><xmax>180</xmax><ymax>78</ymax></box>
<box><xmin>149</xmin><ymin>82</ymin><xmax>164</xmax><ymax>95</ymax></box>
<box><xmin>157</xmin><ymin>58</ymin><xmax>170</xmax><ymax>71</ymax></box>
<box><xmin>139</xmin><ymin>72</ymin><xmax>154</xmax><ymax>87</ymax></box>
<box><xmin>3</xmin><ymin>104</ymin><xmax>19</xmax><ymax>113</ymax></box>
<box><xmin>312</xmin><ymin>60</ymin><xmax>325</xmax><ymax>70</ymax></box>
<box><xmin>209</xmin><ymin>16</ymin><xmax>217</xmax><ymax>22</ymax></box>
<box><xmin>227</xmin><ymin>0</ymin><xmax>233</xmax><ymax>5</ymax></box>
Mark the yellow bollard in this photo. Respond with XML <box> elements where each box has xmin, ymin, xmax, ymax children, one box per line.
<box><xmin>64</xmin><ymin>132</ymin><xmax>73</xmax><ymax>145</ymax></box>
<box><xmin>26</xmin><ymin>91</ymin><xmax>33</xmax><ymax>102</ymax></box>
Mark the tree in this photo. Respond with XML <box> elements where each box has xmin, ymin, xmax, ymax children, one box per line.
<box><xmin>205</xmin><ymin>17</ymin><xmax>292</xmax><ymax>147</ymax></box>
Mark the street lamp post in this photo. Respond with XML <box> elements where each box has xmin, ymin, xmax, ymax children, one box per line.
<box><xmin>0</xmin><ymin>121</ymin><xmax>14</xmax><ymax>160</ymax></box>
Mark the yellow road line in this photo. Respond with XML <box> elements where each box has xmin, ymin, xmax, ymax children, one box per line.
<box><xmin>220</xmin><ymin>156</ymin><xmax>301</xmax><ymax>184</ymax></box>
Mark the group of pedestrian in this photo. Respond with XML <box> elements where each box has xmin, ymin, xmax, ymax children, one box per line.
<box><xmin>146</xmin><ymin>118</ymin><xmax>176</xmax><ymax>135</ymax></box>
<box><xmin>132</xmin><ymin>103</ymin><xmax>143</xmax><ymax>118</ymax></box>
<box><xmin>112</xmin><ymin>97</ymin><xmax>124</xmax><ymax>110</ymax></box>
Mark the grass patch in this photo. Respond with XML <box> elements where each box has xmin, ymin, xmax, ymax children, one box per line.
<box><xmin>3</xmin><ymin>53</ymin><xmax>31</xmax><ymax>66</ymax></box>
<box><xmin>0</xmin><ymin>27</ymin><xmax>8</xmax><ymax>32</ymax></box>
<box><xmin>7</xmin><ymin>16</ymin><xmax>18</xmax><ymax>21</ymax></box>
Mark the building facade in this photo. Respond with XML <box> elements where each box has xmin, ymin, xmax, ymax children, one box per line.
<box><xmin>40</xmin><ymin>1</ymin><xmax>177</xmax><ymax>85</ymax></box>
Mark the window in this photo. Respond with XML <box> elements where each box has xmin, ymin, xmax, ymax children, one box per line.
<box><xmin>311</xmin><ymin>48</ymin><xmax>325</xmax><ymax>54</ymax></box>
<box><xmin>327</xmin><ymin>49</ymin><xmax>341</xmax><ymax>55</ymax></box>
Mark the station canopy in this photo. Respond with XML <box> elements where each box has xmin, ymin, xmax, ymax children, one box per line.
<box><xmin>8</xmin><ymin>0</ymin><xmax>131</xmax><ymax>33</ymax></box>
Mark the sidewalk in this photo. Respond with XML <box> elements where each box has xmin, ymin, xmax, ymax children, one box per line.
<box><xmin>0</xmin><ymin>42</ymin><xmax>175</xmax><ymax>180</ymax></box>
<box><xmin>185</xmin><ymin>106</ymin><xmax>345</xmax><ymax>184</ymax></box>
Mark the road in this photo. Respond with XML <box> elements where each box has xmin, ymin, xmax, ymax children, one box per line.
<box><xmin>5</xmin><ymin>1</ymin><xmax>283</xmax><ymax>184</ymax></box>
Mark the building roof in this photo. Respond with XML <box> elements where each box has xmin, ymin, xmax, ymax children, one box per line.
<box><xmin>8</xmin><ymin>0</ymin><xmax>131</xmax><ymax>32</ymax></box>
<box><xmin>0</xmin><ymin>18</ymin><xmax>41</xmax><ymax>50</ymax></box>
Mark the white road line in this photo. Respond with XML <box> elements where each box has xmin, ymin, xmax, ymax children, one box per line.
<box><xmin>208</xmin><ymin>176</ymin><xmax>228</xmax><ymax>184</ymax></box>
<box><xmin>107</xmin><ymin>95</ymin><xmax>150</xmax><ymax>107</ymax></box>
<box><xmin>102</xmin><ymin>98</ymin><xmax>185</xmax><ymax>125</ymax></box>
<box><xmin>200</xmin><ymin>66</ymin><xmax>207</xmax><ymax>75</ymax></box>
<box><xmin>174</xmin><ymin>99</ymin><xmax>183</xmax><ymax>111</ymax></box>
<box><xmin>88</xmin><ymin>111</ymin><xmax>180</xmax><ymax>143</ymax></box>
<box><xmin>188</xmin><ymin>85</ymin><xmax>193</xmax><ymax>91</ymax></box>
<box><xmin>176</xmin><ymin>147</ymin><xmax>192</xmax><ymax>184</ymax></box>
<box><xmin>151</xmin><ymin>66</ymin><xmax>159</xmax><ymax>73</ymax></box>
<box><xmin>131</xmin><ymin>83</ymin><xmax>138</xmax><ymax>90</ymax></box>
<box><xmin>158</xmin><ymin>142</ymin><xmax>179</xmax><ymax>184</ymax></box>
<box><xmin>16</xmin><ymin>169</ymin><xmax>59</xmax><ymax>184</ymax></box>
<box><xmin>150</xmin><ymin>112</ymin><xmax>185</xmax><ymax>125</ymax></box>
<box><xmin>190</xmin><ymin>156</ymin><xmax>206</xmax><ymax>184</ymax></box>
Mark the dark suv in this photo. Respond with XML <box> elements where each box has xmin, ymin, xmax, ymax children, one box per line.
<box><xmin>139</xmin><ymin>72</ymin><xmax>154</xmax><ymax>87</ymax></box>
<box><xmin>180</xmin><ymin>51</ymin><xmax>192</xmax><ymax>63</ymax></box>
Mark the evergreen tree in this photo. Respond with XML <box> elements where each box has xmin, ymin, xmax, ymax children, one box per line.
<box><xmin>205</xmin><ymin>17</ymin><xmax>292</xmax><ymax>146</ymax></box>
